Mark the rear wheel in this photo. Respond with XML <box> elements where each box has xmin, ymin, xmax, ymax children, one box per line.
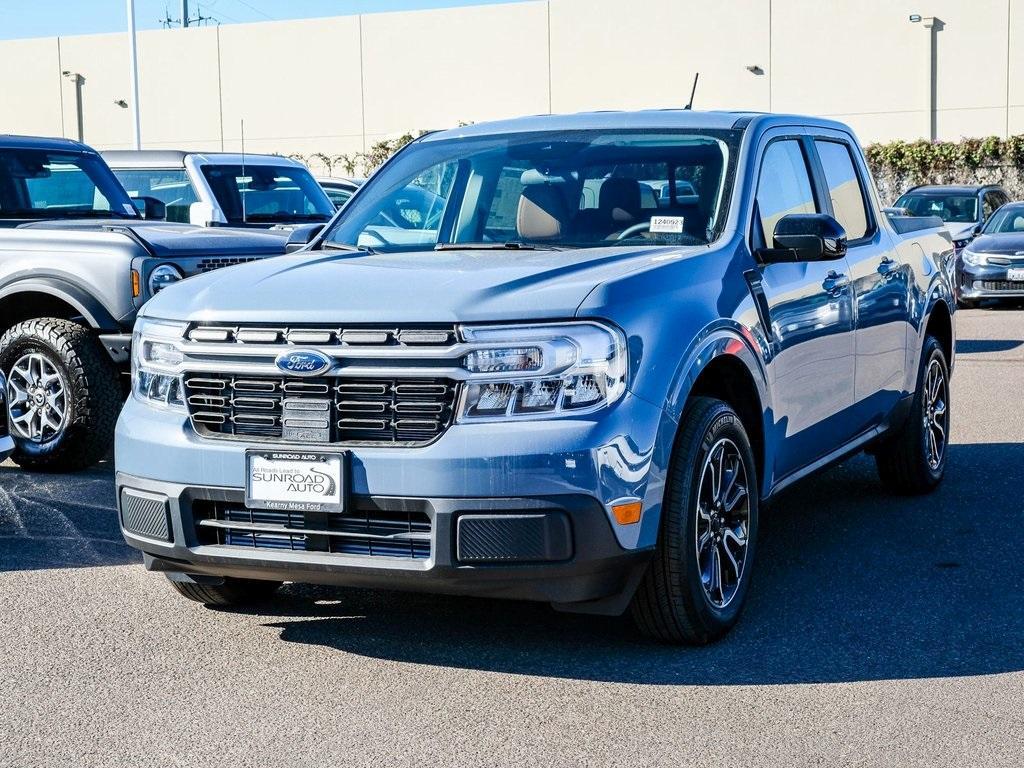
<box><xmin>630</xmin><ymin>397</ymin><xmax>758</xmax><ymax>645</ymax></box>
<box><xmin>168</xmin><ymin>576</ymin><xmax>283</xmax><ymax>606</ymax></box>
<box><xmin>874</xmin><ymin>335</ymin><xmax>949</xmax><ymax>494</ymax></box>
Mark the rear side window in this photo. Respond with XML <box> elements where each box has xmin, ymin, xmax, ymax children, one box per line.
<box><xmin>814</xmin><ymin>140</ymin><xmax>869</xmax><ymax>240</ymax></box>
<box><xmin>755</xmin><ymin>139</ymin><xmax>817</xmax><ymax>243</ymax></box>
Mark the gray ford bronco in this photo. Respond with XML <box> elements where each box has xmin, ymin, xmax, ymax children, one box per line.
<box><xmin>0</xmin><ymin>135</ymin><xmax>289</xmax><ymax>470</ymax></box>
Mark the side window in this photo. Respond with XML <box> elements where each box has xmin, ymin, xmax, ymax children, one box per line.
<box><xmin>113</xmin><ymin>169</ymin><xmax>199</xmax><ymax>223</ymax></box>
<box><xmin>983</xmin><ymin>192</ymin><xmax>1003</xmax><ymax>220</ymax></box>
<box><xmin>814</xmin><ymin>140</ymin><xmax>870</xmax><ymax>240</ymax></box>
<box><xmin>755</xmin><ymin>139</ymin><xmax>817</xmax><ymax>243</ymax></box>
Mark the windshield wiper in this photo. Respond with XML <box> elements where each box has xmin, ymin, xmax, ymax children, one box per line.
<box><xmin>434</xmin><ymin>241</ymin><xmax>563</xmax><ymax>251</ymax></box>
<box><xmin>244</xmin><ymin>212</ymin><xmax>331</xmax><ymax>223</ymax></box>
<box><xmin>318</xmin><ymin>241</ymin><xmax>375</xmax><ymax>254</ymax></box>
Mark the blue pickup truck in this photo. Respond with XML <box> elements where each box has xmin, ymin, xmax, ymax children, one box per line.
<box><xmin>115</xmin><ymin>111</ymin><xmax>954</xmax><ymax>644</ymax></box>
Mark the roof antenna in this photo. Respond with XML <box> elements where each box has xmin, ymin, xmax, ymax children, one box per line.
<box><xmin>240</xmin><ymin>118</ymin><xmax>247</xmax><ymax>225</ymax></box>
<box><xmin>684</xmin><ymin>72</ymin><xmax>700</xmax><ymax>110</ymax></box>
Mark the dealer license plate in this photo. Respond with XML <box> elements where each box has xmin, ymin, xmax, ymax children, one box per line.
<box><xmin>1007</xmin><ymin>268</ymin><xmax>1024</xmax><ymax>282</ymax></box>
<box><xmin>245</xmin><ymin>450</ymin><xmax>344</xmax><ymax>514</ymax></box>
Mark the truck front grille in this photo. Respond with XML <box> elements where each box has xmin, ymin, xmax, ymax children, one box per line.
<box><xmin>193</xmin><ymin>501</ymin><xmax>431</xmax><ymax>559</ymax></box>
<box><xmin>184</xmin><ymin>375</ymin><xmax>459</xmax><ymax>446</ymax></box>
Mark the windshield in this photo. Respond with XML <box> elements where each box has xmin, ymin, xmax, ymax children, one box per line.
<box><xmin>0</xmin><ymin>148</ymin><xmax>137</xmax><ymax>220</ymax></box>
<box><xmin>113</xmin><ymin>168</ymin><xmax>199</xmax><ymax>223</ymax></box>
<box><xmin>320</xmin><ymin>129</ymin><xmax>740</xmax><ymax>252</ymax></box>
<box><xmin>200</xmin><ymin>164</ymin><xmax>334</xmax><ymax>224</ymax></box>
<box><xmin>895</xmin><ymin>192</ymin><xmax>979</xmax><ymax>223</ymax></box>
<box><xmin>982</xmin><ymin>205</ymin><xmax>1024</xmax><ymax>234</ymax></box>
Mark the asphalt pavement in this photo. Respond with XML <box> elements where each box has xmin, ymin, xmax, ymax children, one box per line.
<box><xmin>1</xmin><ymin>307</ymin><xmax>1022</xmax><ymax>767</ymax></box>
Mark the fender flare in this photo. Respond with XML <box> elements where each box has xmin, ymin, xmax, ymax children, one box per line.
<box><xmin>0</xmin><ymin>277</ymin><xmax>120</xmax><ymax>330</ymax></box>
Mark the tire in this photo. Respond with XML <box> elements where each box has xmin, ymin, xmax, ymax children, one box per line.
<box><xmin>630</xmin><ymin>397</ymin><xmax>759</xmax><ymax>645</ymax></box>
<box><xmin>0</xmin><ymin>318</ymin><xmax>122</xmax><ymax>472</ymax></box>
<box><xmin>874</xmin><ymin>335</ymin><xmax>950</xmax><ymax>495</ymax></box>
<box><xmin>168</xmin><ymin>576</ymin><xmax>282</xmax><ymax>606</ymax></box>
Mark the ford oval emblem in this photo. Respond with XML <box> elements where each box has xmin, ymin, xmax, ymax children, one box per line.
<box><xmin>275</xmin><ymin>350</ymin><xmax>332</xmax><ymax>377</ymax></box>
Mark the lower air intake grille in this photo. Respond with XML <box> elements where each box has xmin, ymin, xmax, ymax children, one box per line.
<box><xmin>195</xmin><ymin>256</ymin><xmax>259</xmax><ymax>273</ymax></box>
<box><xmin>184</xmin><ymin>375</ymin><xmax>459</xmax><ymax>446</ymax></box>
<box><xmin>978</xmin><ymin>280</ymin><xmax>1024</xmax><ymax>292</ymax></box>
<box><xmin>193</xmin><ymin>501</ymin><xmax>431</xmax><ymax>559</ymax></box>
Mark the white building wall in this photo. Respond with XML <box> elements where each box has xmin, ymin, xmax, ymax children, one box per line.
<box><xmin>0</xmin><ymin>0</ymin><xmax>1020</xmax><ymax>160</ymax></box>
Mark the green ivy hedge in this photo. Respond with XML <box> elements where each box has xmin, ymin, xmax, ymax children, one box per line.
<box><xmin>865</xmin><ymin>135</ymin><xmax>1024</xmax><ymax>175</ymax></box>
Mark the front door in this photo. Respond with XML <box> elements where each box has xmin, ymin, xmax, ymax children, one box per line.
<box><xmin>753</xmin><ymin>136</ymin><xmax>857</xmax><ymax>482</ymax></box>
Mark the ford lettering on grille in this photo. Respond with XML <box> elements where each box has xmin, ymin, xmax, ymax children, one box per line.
<box><xmin>275</xmin><ymin>350</ymin><xmax>332</xmax><ymax>377</ymax></box>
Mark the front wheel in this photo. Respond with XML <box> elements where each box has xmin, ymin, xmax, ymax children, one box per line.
<box><xmin>0</xmin><ymin>318</ymin><xmax>122</xmax><ymax>472</ymax></box>
<box><xmin>630</xmin><ymin>397</ymin><xmax>759</xmax><ymax>645</ymax></box>
<box><xmin>874</xmin><ymin>335</ymin><xmax>950</xmax><ymax>494</ymax></box>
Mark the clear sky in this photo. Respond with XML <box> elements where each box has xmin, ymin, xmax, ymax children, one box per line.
<box><xmin>0</xmin><ymin>0</ymin><xmax>531</xmax><ymax>40</ymax></box>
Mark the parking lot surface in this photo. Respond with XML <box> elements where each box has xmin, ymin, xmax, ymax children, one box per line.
<box><xmin>1</xmin><ymin>308</ymin><xmax>1022</xmax><ymax>767</ymax></box>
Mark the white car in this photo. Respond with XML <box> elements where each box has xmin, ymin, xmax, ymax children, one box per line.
<box><xmin>103</xmin><ymin>151</ymin><xmax>335</xmax><ymax>229</ymax></box>
<box><xmin>317</xmin><ymin>177</ymin><xmax>364</xmax><ymax>209</ymax></box>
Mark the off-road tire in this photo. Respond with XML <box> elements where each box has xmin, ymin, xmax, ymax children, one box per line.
<box><xmin>0</xmin><ymin>318</ymin><xmax>121</xmax><ymax>472</ymax></box>
<box><xmin>630</xmin><ymin>397</ymin><xmax>759</xmax><ymax>645</ymax></box>
<box><xmin>168</xmin><ymin>577</ymin><xmax>283</xmax><ymax>606</ymax></box>
<box><xmin>874</xmin><ymin>335</ymin><xmax>950</xmax><ymax>495</ymax></box>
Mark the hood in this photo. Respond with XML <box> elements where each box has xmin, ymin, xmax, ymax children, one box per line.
<box><xmin>941</xmin><ymin>222</ymin><xmax>978</xmax><ymax>242</ymax></box>
<box><xmin>967</xmin><ymin>233</ymin><xmax>1024</xmax><ymax>255</ymax></box>
<box><xmin>19</xmin><ymin>220</ymin><xmax>289</xmax><ymax>257</ymax></box>
<box><xmin>143</xmin><ymin>244</ymin><xmax>702</xmax><ymax>324</ymax></box>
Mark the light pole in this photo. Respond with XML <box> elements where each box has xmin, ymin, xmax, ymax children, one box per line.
<box><xmin>61</xmin><ymin>71</ymin><xmax>85</xmax><ymax>142</ymax></box>
<box><xmin>126</xmin><ymin>0</ymin><xmax>142</xmax><ymax>149</ymax></box>
<box><xmin>909</xmin><ymin>14</ymin><xmax>944</xmax><ymax>141</ymax></box>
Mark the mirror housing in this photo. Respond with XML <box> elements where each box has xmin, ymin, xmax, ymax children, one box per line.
<box><xmin>972</xmin><ymin>223</ymin><xmax>983</xmax><ymax>236</ymax></box>
<box><xmin>285</xmin><ymin>223</ymin><xmax>326</xmax><ymax>253</ymax></box>
<box><xmin>189</xmin><ymin>201</ymin><xmax>222</xmax><ymax>227</ymax></box>
<box><xmin>758</xmin><ymin>213</ymin><xmax>848</xmax><ymax>263</ymax></box>
<box><xmin>130</xmin><ymin>196</ymin><xmax>166</xmax><ymax>221</ymax></box>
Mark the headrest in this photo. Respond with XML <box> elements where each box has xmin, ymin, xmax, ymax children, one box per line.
<box><xmin>517</xmin><ymin>185</ymin><xmax>570</xmax><ymax>241</ymax></box>
<box><xmin>599</xmin><ymin>177</ymin><xmax>641</xmax><ymax>223</ymax></box>
<box><xmin>1011</xmin><ymin>215</ymin><xmax>1024</xmax><ymax>232</ymax></box>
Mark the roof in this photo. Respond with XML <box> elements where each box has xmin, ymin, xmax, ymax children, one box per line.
<box><xmin>0</xmin><ymin>134</ymin><xmax>94</xmax><ymax>153</ymax></box>
<box><xmin>902</xmin><ymin>184</ymin><xmax>1003</xmax><ymax>195</ymax></box>
<box><xmin>102</xmin><ymin>150</ymin><xmax>304</xmax><ymax>169</ymax></box>
<box><xmin>420</xmin><ymin>110</ymin><xmax>856</xmax><ymax>141</ymax></box>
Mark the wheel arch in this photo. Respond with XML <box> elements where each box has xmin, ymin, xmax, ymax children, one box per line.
<box><xmin>924</xmin><ymin>298</ymin><xmax>954</xmax><ymax>372</ymax></box>
<box><xmin>0</xmin><ymin>279</ymin><xmax>118</xmax><ymax>333</ymax></box>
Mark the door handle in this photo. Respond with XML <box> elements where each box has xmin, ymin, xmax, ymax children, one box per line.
<box><xmin>822</xmin><ymin>270</ymin><xmax>850</xmax><ymax>297</ymax></box>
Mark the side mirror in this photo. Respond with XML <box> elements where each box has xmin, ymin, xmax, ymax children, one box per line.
<box><xmin>285</xmin><ymin>223</ymin><xmax>325</xmax><ymax>253</ymax></box>
<box><xmin>758</xmin><ymin>213</ymin><xmax>847</xmax><ymax>263</ymax></box>
<box><xmin>130</xmin><ymin>196</ymin><xmax>166</xmax><ymax>220</ymax></box>
<box><xmin>972</xmin><ymin>223</ymin><xmax>983</xmax><ymax>236</ymax></box>
<box><xmin>188</xmin><ymin>201</ymin><xmax>222</xmax><ymax>227</ymax></box>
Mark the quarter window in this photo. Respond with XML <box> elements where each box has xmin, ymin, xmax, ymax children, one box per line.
<box><xmin>755</xmin><ymin>140</ymin><xmax>817</xmax><ymax>243</ymax></box>
<box><xmin>814</xmin><ymin>140</ymin><xmax>869</xmax><ymax>240</ymax></box>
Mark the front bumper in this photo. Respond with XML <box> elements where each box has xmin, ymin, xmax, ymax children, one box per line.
<box><xmin>956</xmin><ymin>262</ymin><xmax>1024</xmax><ymax>299</ymax></box>
<box><xmin>114</xmin><ymin>391</ymin><xmax>667</xmax><ymax>613</ymax></box>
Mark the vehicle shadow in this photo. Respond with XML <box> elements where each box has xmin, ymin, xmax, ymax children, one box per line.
<box><xmin>251</xmin><ymin>442</ymin><xmax>1024</xmax><ymax>685</ymax></box>
<box><xmin>956</xmin><ymin>339</ymin><xmax>1023</xmax><ymax>354</ymax></box>
<box><xmin>0</xmin><ymin>458</ymin><xmax>138</xmax><ymax>572</ymax></box>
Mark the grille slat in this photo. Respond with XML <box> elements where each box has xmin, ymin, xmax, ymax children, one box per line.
<box><xmin>978</xmin><ymin>280</ymin><xmax>1024</xmax><ymax>292</ymax></box>
<box><xmin>188</xmin><ymin>324</ymin><xmax>456</xmax><ymax>347</ymax></box>
<box><xmin>193</xmin><ymin>502</ymin><xmax>432</xmax><ymax>559</ymax></box>
<box><xmin>184</xmin><ymin>375</ymin><xmax>457</xmax><ymax>445</ymax></box>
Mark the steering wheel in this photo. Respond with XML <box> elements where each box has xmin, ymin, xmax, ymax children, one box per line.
<box><xmin>614</xmin><ymin>221</ymin><xmax>652</xmax><ymax>241</ymax></box>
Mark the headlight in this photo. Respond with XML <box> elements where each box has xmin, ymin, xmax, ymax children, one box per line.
<box><xmin>953</xmin><ymin>238</ymin><xmax>972</xmax><ymax>251</ymax></box>
<box><xmin>961</xmin><ymin>247</ymin><xmax>984</xmax><ymax>267</ymax></box>
<box><xmin>148</xmin><ymin>264</ymin><xmax>184</xmax><ymax>295</ymax></box>
<box><xmin>132</xmin><ymin>318</ymin><xmax>187</xmax><ymax>411</ymax></box>
<box><xmin>458</xmin><ymin>321</ymin><xmax>627</xmax><ymax>421</ymax></box>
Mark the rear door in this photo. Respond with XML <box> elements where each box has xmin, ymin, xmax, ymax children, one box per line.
<box><xmin>751</xmin><ymin>132</ymin><xmax>857</xmax><ymax>480</ymax></box>
<box><xmin>809</xmin><ymin>134</ymin><xmax>908</xmax><ymax>432</ymax></box>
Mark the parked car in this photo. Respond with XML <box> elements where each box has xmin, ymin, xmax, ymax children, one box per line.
<box><xmin>0</xmin><ymin>135</ymin><xmax>291</xmax><ymax>470</ymax></box>
<box><xmin>115</xmin><ymin>111</ymin><xmax>954</xmax><ymax>644</ymax></box>
<box><xmin>103</xmin><ymin>150</ymin><xmax>335</xmax><ymax>229</ymax></box>
<box><xmin>893</xmin><ymin>184</ymin><xmax>1010</xmax><ymax>252</ymax></box>
<box><xmin>317</xmin><ymin>177</ymin><xmax>363</xmax><ymax>209</ymax></box>
<box><xmin>955</xmin><ymin>201</ymin><xmax>1024</xmax><ymax>306</ymax></box>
